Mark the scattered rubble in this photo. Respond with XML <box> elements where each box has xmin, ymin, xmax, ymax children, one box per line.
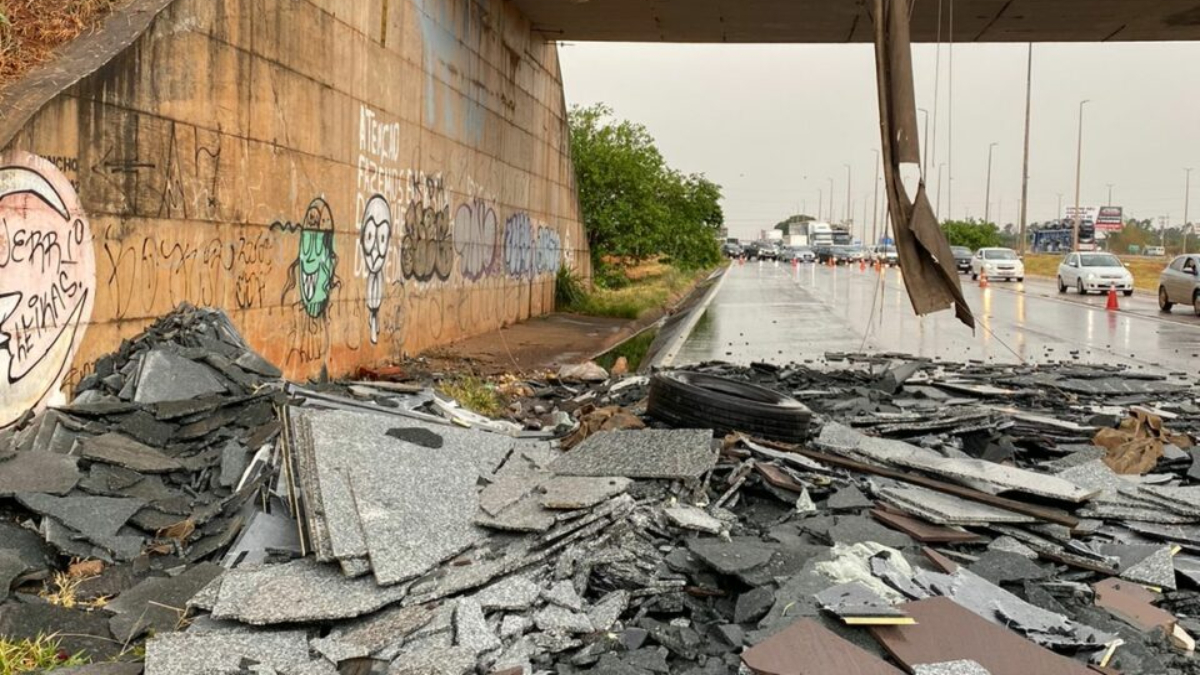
<box><xmin>6</xmin><ymin>315</ymin><xmax>1200</xmax><ymax>674</ymax></box>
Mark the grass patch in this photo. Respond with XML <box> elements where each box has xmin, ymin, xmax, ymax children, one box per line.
<box><xmin>0</xmin><ymin>634</ymin><xmax>88</xmax><ymax>674</ymax></box>
<box><xmin>438</xmin><ymin>375</ymin><xmax>507</xmax><ymax>418</ymax></box>
<box><xmin>1023</xmin><ymin>253</ymin><xmax>1170</xmax><ymax>292</ymax></box>
<box><xmin>595</xmin><ymin>327</ymin><xmax>658</xmax><ymax>373</ymax></box>
<box><xmin>0</xmin><ymin>0</ymin><xmax>124</xmax><ymax>87</ymax></box>
<box><xmin>561</xmin><ymin>265</ymin><xmax>707</xmax><ymax>320</ymax></box>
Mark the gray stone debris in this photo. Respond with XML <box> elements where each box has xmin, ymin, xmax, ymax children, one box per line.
<box><xmin>663</xmin><ymin>504</ymin><xmax>724</xmax><ymax>534</ymax></box>
<box><xmin>540</xmin><ymin>476</ymin><xmax>632</xmax><ymax>509</ymax></box>
<box><xmin>210</xmin><ymin>558</ymin><xmax>409</xmax><ymax>625</ymax></box>
<box><xmin>588</xmin><ymin>589</ymin><xmax>631</xmax><ymax>632</ymax></box>
<box><xmin>16</xmin><ymin>493</ymin><xmax>145</xmax><ymax>558</ymax></box>
<box><xmin>550</xmin><ymin>429</ymin><xmax>717</xmax><ymax>480</ymax></box>
<box><xmin>108</xmin><ymin>563</ymin><xmax>224</xmax><ymax>642</ymax></box>
<box><xmin>913</xmin><ymin>661</ymin><xmax>993</xmax><ymax>675</ymax></box>
<box><xmin>390</xmin><ymin>646</ymin><xmax>476</xmax><ymax>675</ymax></box>
<box><xmin>0</xmin><ymin>449</ymin><xmax>80</xmax><ymax>496</ymax></box>
<box><xmin>455</xmin><ymin>597</ymin><xmax>501</xmax><ymax>654</ymax></box>
<box><xmin>687</xmin><ymin>538</ymin><xmax>775</xmax><ymax>575</ymax></box>
<box><xmin>144</xmin><ymin>629</ymin><xmax>310</xmax><ymax>675</ymax></box>
<box><xmin>878</xmin><ymin>484</ymin><xmax>1036</xmax><ymax>525</ymax></box>
<box><xmin>533</xmin><ymin>604</ymin><xmax>594</xmax><ymax>634</ymax></box>
<box><xmin>78</xmin><ymin>432</ymin><xmax>186</xmax><ymax>474</ymax></box>
<box><xmin>544</xmin><ymin>580</ymin><xmax>585</xmax><ymax>611</ymax></box>
<box><xmin>134</xmin><ymin>349</ymin><xmax>229</xmax><ymax>404</ymax></box>
<box><xmin>474</xmin><ymin>575</ymin><xmax>543</xmax><ymax>611</ymax></box>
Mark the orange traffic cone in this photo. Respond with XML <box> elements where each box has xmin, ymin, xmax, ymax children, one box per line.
<box><xmin>859</xmin><ymin>259</ymin><xmax>867</xmax><ymax>272</ymax></box>
<box><xmin>1106</xmin><ymin>285</ymin><xmax>1120</xmax><ymax>311</ymax></box>
<box><xmin>979</xmin><ymin>270</ymin><xmax>989</xmax><ymax>288</ymax></box>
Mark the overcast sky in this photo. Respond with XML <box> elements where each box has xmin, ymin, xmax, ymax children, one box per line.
<box><xmin>559</xmin><ymin>42</ymin><xmax>1200</xmax><ymax>241</ymax></box>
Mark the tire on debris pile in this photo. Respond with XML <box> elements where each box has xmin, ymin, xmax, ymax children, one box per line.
<box><xmin>648</xmin><ymin>370</ymin><xmax>812</xmax><ymax>443</ymax></box>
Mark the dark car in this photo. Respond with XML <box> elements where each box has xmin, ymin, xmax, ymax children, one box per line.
<box><xmin>951</xmin><ymin>246</ymin><xmax>973</xmax><ymax>273</ymax></box>
<box><xmin>721</xmin><ymin>242</ymin><xmax>743</xmax><ymax>258</ymax></box>
<box><xmin>748</xmin><ymin>240</ymin><xmax>779</xmax><ymax>261</ymax></box>
<box><xmin>820</xmin><ymin>245</ymin><xmax>863</xmax><ymax>265</ymax></box>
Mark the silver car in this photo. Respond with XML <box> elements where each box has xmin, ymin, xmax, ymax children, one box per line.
<box><xmin>1158</xmin><ymin>254</ymin><xmax>1200</xmax><ymax>315</ymax></box>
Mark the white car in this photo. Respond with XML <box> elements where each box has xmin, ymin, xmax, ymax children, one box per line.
<box><xmin>1057</xmin><ymin>252</ymin><xmax>1134</xmax><ymax>296</ymax></box>
<box><xmin>970</xmin><ymin>248</ymin><xmax>1025</xmax><ymax>282</ymax></box>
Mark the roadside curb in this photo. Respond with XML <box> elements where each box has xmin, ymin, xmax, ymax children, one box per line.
<box><xmin>640</xmin><ymin>265</ymin><xmax>730</xmax><ymax>371</ymax></box>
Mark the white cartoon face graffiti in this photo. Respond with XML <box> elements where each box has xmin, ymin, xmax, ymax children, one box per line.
<box><xmin>359</xmin><ymin>194</ymin><xmax>392</xmax><ymax>344</ymax></box>
<box><xmin>0</xmin><ymin>152</ymin><xmax>96</xmax><ymax>428</ymax></box>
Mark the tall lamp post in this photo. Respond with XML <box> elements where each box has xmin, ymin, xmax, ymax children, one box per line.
<box><xmin>843</xmin><ymin>164</ymin><xmax>852</xmax><ymax>229</ymax></box>
<box><xmin>1186</xmin><ymin>168</ymin><xmax>1193</xmax><ymax>254</ymax></box>
<box><xmin>828</xmin><ymin>177</ymin><xmax>835</xmax><ymax>222</ymax></box>
<box><xmin>1072</xmin><ymin>99</ymin><xmax>1091</xmax><ymax>251</ymax></box>
<box><xmin>984</xmin><ymin>142</ymin><xmax>998</xmax><ymax>225</ymax></box>
<box><xmin>872</xmin><ymin>150</ymin><xmax>881</xmax><ymax>246</ymax></box>
<box><xmin>1018</xmin><ymin>43</ymin><xmax>1033</xmax><ymax>256</ymax></box>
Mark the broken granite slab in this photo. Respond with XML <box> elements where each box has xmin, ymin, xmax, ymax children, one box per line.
<box><xmin>473</xmin><ymin>575</ymin><xmax>542</xmax><ymax>611</ymax></box>
<box><xmin>143</xmin><ymin>628</ymin><xmax>310</xmax><ymax>674</ymax></box>
<box><xmin>688</xmin><ymin>538</ymin><xmax>775</xmax><ymax>575</ymax></box>
<box><xmin>818</xmin><ymin>423</ymin><xmax>1095</xmax><ymax>502</ymax></box>
<box><xmin>454</xmin><ymin>597</ymin><xmax>501</xmax><ymax>654</ymax></box>
<box><xmin>16</xmin><ymin>493</ymin><xmax>145</xmax><ymax>558</ymax></box>
<box><xmin>913</xmin><ymin>661</ymin><xmax>993</xmax><ymax>675</ymax></box>
<box><xmin>550</xmin><ymin>429</ymin><xmax>717</xmax><ymax>480</ymax></box>
<box><xmin>78</xmin><ymin>433</ymin><xmax>186</xmax><ymax>473</ymax></box>
<box><xmin>879</xmin><ymin>485</ymin><xmax>1036</xmax><ymax>525</ymax></box>
<box><xmin>210</xmin><ymin>558</ymin><xmax>409</xmax><ymax>625</ymax></box>
<box><xmin>324</xmin><ymin>604</ymin><xmax>435</xmax><ymax>656</ymax></box>
<box><xmin>534</xmin><ymin>604</ymin><xmax>594</xmax><ymax>634</ymax></box>
<box><xmin>133</xmin><ymin>350</ymin><xmax>229</xmax><ymax>404</ymax></box>
<box><xmin>295</xmin><ymin>408</ymin><xmax>514</xmax><ymax>585</ymax></box>
<box><xmin>0</xmin><ymin>600</ymin><xmax>122</xmax><ymax>661</ymax></box>
<box><xmin>1098</xmin><ymin>544</ymin><xmax>1178</xmax><ymax>590</ymax></box>
<box><xmin>664</xmin><ymin>505</ymin><xmax>724</xmax><ymax>534</ymax></box>
<box><xmin>0</xmin><ymin>449</ymin><xmax>80</xmax><ymax>496</ymax></box>
<box><xmin>815</xmin><ymin>581</ymin><xmax>910</xmax><ymax>624</ymax></box>
<box><xmin>540</xmin><ymin>476</ymin><xmax>632</xmax><ymax>510</ymax></box>
<box><xmin>108</xmin><ymin>563</ymin><xmax>224</xmax><ymax>642</ymax></box>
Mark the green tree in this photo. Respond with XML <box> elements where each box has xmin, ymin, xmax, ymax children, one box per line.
<box><xmin>941</xmin><ymin>219</ymin><xmax>1003</xmax><ymax>251</ymax></box>
<box><xmin>569</xmin><ymin>104</ymin><xmax>723</xmax><ymax>269</ymax></box>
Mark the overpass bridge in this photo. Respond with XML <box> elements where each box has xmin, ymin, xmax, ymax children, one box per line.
<box><xmin>513</xmin><ymin>0</ymin><xmax>1200</xmax><ymax>42</ymax></box>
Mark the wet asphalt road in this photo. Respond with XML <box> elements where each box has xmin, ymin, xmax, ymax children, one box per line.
<box><xmin>676</xmin><ymin>260</ymin><xmax>1200</xmax><ymax>376</ymax></box>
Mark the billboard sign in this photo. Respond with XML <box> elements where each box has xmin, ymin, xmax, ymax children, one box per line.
<box><xmin>1096</xmin><ymin>206</ymin><xmax>1124</xmax><ymax>232</ymax></box>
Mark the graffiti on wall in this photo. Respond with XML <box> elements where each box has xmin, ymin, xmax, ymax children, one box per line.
<box><xmin>453</xmin><ymin>198</ymin><xmax>500</xmax><ymax>280</ymax></box>
<box><xmin>0</xmin><ymin>152</ymin><xmax>96</xmax><ymax>428</ymax></box>
<box><xmin>536</xmin><ymin>227</ymin><xmax>562</xmax><ymax>276</ymax></box>
<box><xmin>273</xmin><ymin>198</ymin><xmax>339</xmax><ymax>319</ymax></box>
<box><xmin>359</xmin><ymin>195</ymin><xmax>391</xmax><ymax>343</ymax></box>
<box><xmin>400</xmin><ymin>172</ymin><xmax>454</xmax><ymax>282</ymax></box>
<box><xmin>504</xmin><ymin>212</ymin><xmax>534</xmax><ymax>279</ymax></box>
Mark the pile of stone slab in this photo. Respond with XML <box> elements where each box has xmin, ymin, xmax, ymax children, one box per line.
<box><xmin>8</xmin><ymin>313</ymin><xmax>1200</xmax><ymax>674</ymax></box>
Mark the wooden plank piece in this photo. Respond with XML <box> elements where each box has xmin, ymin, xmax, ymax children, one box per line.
<box><xmin>1092</xmin><ymin>578</ymin><xmax>1176</xmax><ymax>633</ymax></box>
<box><xmin>753</xmin><ymin>439</ymin><xmax>1079</xmax><ymax>527</ymax></box>
<box><xmin>871</xmin><ymin>597</ymin><xmax>1095</xmax><ymax>675</ymax></box>
<box><xmin>742</xmin><ymin>618</ymin><xmax>905</xmax><ymax>675</ymax></box>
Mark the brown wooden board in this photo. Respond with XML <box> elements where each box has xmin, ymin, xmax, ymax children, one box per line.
<box><xmin>1093</xmin><ymin>578</ymin><xmax>1176</xmax><ymax>633</ymax></box>
<box><xmin>871</xmin><ymin>597</ymin><xmax>1095</xmax><ymax>675</ymax></box>
<box><xmin>756</xmin><ymin>440</ymin><xmax>1079</xmax><ymax>527</ymax></box>
<box><xmin>871</xmin><ymin>507</ymin><xmax>984</xmax><ymax>543</ymax></box>
<box><xmin>742</xmin><ymin>618</ymin><xmax>905</xmax><ymax>675</ymax></box>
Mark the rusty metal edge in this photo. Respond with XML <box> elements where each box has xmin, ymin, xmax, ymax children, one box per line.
<box><xmin>0</xmin><ymin>0</ymin><xmax>179</xmax><ymax>151</ymax></box>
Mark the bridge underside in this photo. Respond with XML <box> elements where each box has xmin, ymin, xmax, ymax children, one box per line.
<box><xmin>515</xmin><ymin>0</ymin><xmax>1200</xmax><ymax>42</ymax></box>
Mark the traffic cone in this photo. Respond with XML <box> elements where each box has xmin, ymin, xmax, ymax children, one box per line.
<box><xmin>979</xmin><ymin>270</ymin><xmax>989</xmax><ymax>288</ymax></box>
<box><xmin>1106</xmin><ymin>285</ymin><xmax>1120</xmax><ymax>311</ymax></box>
<box><xmin>859</xmin><ymin>259</ymin><xmax>866</xmax><ymax>272</ymax></box>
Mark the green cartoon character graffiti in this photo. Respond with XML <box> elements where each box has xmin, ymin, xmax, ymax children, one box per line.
<box><xmin>275</xmin><ymin>198</ymin><xmax>339</xmax><ymax>318</ymax></box>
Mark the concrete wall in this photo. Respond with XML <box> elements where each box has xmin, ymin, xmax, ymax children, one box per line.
<box><xmin>0</xmin><ymin>0</ymin><xmax>587</xmax><ymax>427</ymax></box>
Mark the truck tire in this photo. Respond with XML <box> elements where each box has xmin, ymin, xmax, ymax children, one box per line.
<box><xmin>648</xmin><ymin>371</ymin><xmax>812</xmax><ymax>443</ymax></box>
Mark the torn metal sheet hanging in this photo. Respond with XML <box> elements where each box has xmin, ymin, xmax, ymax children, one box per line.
<box><xmin>873</xmin><ymin>0</ymin><xmax>975</xmax><ymax>329</ymax></box>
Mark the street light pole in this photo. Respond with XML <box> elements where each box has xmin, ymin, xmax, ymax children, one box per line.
<box><xmin>1186</xmin><ymin>168</ymin><xmax>1193</xmax><ymax>254</ymax></box>
<box><xmin>918</xmin><ymin>108</ymin><xmax>930</xmax><ymax>180</ymax></box>
<box><xmin>818</xmin><ymin>189</ymin><xmax>824</xmax><ymax>221</ymax></box>
<box><xmin>1106</xmin><ymin>184</ymin><xmax>1114</xmax><ymax>206</ymax></box>
<box><xmin>844</xmin><ymin>164</ymin><xmax>852</xmax><ymax>228</ymax></box>
<box><xmin>1072</xmin><ymin>99</ymin><xmax>1091</xmax><ymax>251</ymax></box>
<box><xmin>828</xmin><ymin>177</ymin><xmax>835</xmax><ymax>222</ymax></box>
<box><xmin>1057</xmin><ymin>193</ymin><xmax>1064</xmax><ymax>220</ymax></box>
<box><xmin>872</xmin><ymin>150</ymin><xmax>881</xmax><ymax>246</ymax></box>
<box><xmin>985</xmin><ymin>142</ymin><xmax>998</xmax><ymax>225</ymax></box>
<box><xmin>936</xmin><ymin>164</ymin><xmax>945</xmax><ymax>219</ymax></box>
<box><xmin>1019</xmin><ymin>43</ymin><xmax>1032</xmax><ymax>256</ymax></box>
